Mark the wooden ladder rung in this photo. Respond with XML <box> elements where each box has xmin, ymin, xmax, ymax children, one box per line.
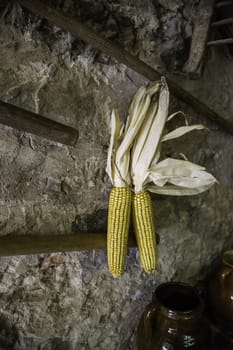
<box><xmin>215</xmin><ymin>1</ymin><xmax>233</xmax><ymax>8</ymax></box>
<box><xmin>211</xmin><ymin>17</ymin><xmax>233</xmax><ymax>26</ymax></box>
<box><xmin>207</xmin><ymin>38</ymin><xmax>233</xmax><ymax>45</ymax></box>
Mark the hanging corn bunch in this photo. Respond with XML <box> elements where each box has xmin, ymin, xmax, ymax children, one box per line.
<box><xmin>106</xmin><ymin>77</ymin><xmax>217</xmax><ymax>276</ymax></box>
<box><xmin>106</xmin><ymin>84</ymin><xmax>160</xmax><ymax>276</ymax></box>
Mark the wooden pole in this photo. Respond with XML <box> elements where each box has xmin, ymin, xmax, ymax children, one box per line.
<box><xmin>0</xmin><ymin>100</ymin><xmax>79</xmax><ymax>146</ymax></box>
<box><xmin>0</xmin><ymin>234</ymin><xmax>137</xmax><ymax>256</ymax></box>
<box><xmin>18</xmin><ymin>0</ymin><xmax>233</xmax><ymax>134</ymax></box>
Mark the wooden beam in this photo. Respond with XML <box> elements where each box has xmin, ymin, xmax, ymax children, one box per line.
<box><xmin>0</xmin><ymin>233</ymin><xmax>137</xmax><ymax>256</ymax></box>
<box><xmin>17</xmin><ymin>0</ymin><xmax>233</xmax><ymax>134</ymax></box>
<box><xmin>0</xmin><ymin>100</ymin><xmax>79</xmax><ymax>146</ymax></box>
<box><xmin>184</xmin><ymin>0</ymin><xmax>216</xmax><ymax>78</ymax></box>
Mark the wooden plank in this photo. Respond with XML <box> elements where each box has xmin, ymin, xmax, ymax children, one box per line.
<box><xmin>0</xmin><ymin>234</ymin><xmax>137</xmax><ymax>256</ymax></box>
<box><xmin>17</xmin><ymin>0</ymin><xmax>233</xmax><ymax>134</ymax></box>
<box><xmin>184</xmin><ymin>0</ymin><xmax>216</xmax><ymax>77</ymax></box>
<box><xmin>0</xmin><ymin>100</ymin><xmax>79</xmax><ymax>146</ymax></box>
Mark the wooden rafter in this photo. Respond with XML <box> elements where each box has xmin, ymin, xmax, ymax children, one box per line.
<box><xmin>0</xmin><ymin>100</ymin><xmax>79</xmax><ymax>146</ymax></box>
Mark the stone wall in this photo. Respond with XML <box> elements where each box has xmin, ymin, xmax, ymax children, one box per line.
<box><xmin>0</xmin><ymin>1</ymin><xmax>233</xmax><ymax>349</ymax></box>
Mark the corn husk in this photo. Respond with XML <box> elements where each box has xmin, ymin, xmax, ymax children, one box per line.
<box><xmin>147</xmin><ymin>158</ymin><xmax>217</xmax><ymax>195</ymax></box>
<box><xmin>161</xmin><ymin>124</ymin><xmax>205</xmax><ymax>142</ymax></box>
<box><xmin>130</xmin><ymin>77</ymin><xmax>217</xmax><ymax>195</ymax></box>
<box><xmin>106</xmin><ymin>84</ymin><xmax>160</xmax><ymax>188</ymax></box>
<box><xmin>106</xmin><ymin>76</ymin><xmax>217</xmax><ymax>196</ymax></box>
<box><xmin>131</xmin><ymin>78</ymin><xmax>169</xmax><ymax>193</ymax></box>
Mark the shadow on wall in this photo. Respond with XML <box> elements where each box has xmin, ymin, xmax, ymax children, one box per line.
<box><xmin>38</xmin><ymin>338</ymin><xmax>72</xmax><ymax>350</ymax></box>
<box><xmin>0</xmin><ymin>314</ymin><xmax>19</xmax><ymax>350</ymax></box>
<box><xmin>0</xmin><ymin>317</ymin><xmax>72</xmax><ymax>350</ymax></box>
<box><xmin>71</xmin><ymin>208</ymin><xmax>108</xmax><ymax>233</ymax></box>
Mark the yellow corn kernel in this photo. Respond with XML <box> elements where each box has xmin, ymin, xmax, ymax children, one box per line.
<box><xmin>132</xmin><ymin>191</ymin><xmax>157</xmax><ymax>273</ymax></box>
<box><xmin>107</xmin><ymin>187</ymin><xmax>132</xmax><ymax>277</ymax></box>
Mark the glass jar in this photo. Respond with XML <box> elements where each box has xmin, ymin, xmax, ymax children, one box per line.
<box><xmin>137</xmin><ymin>282</ymin><xmax>209</xmax><ymax>350</ymax></box>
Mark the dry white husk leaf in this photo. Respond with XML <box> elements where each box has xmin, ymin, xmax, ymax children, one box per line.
<box><xmin>130</xmin><ymin>78</ymin><xmax>217</xmax><ymax>194</ymax></box>
<box><xmin>106</xmin><ymin>77</ymin><xmax>217</xmax><ymax>195</ymax></box>
<box><xmin>106</xmin><ymin>84</ymin><xmax>160</xmax><ymax>188</ymax></box>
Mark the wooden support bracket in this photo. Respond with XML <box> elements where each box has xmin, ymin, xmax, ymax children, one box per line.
<box><xmin>0</xmin><ymin>100</ymin><xmax>79</xmax><ymax>146</ymax></box>
<box><xmin>17</xmin><ymin>0</ymin><xmax>233</xmax><ymax>134</ymax></box>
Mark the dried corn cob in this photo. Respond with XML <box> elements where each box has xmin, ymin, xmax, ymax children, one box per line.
<box><xmin>107</xmin><ymin>187</ymin><xmax>132</xmax><ymax>276</ymax></box>
<box><xmin>106</xmin><ymin>88</ymin><xmax>156</xmax><ymax>277</ymax></box>
<box><xmin>132</xmin><ymin>191</ymin><xmax>157</xmax><ymax>273</ymax></box>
